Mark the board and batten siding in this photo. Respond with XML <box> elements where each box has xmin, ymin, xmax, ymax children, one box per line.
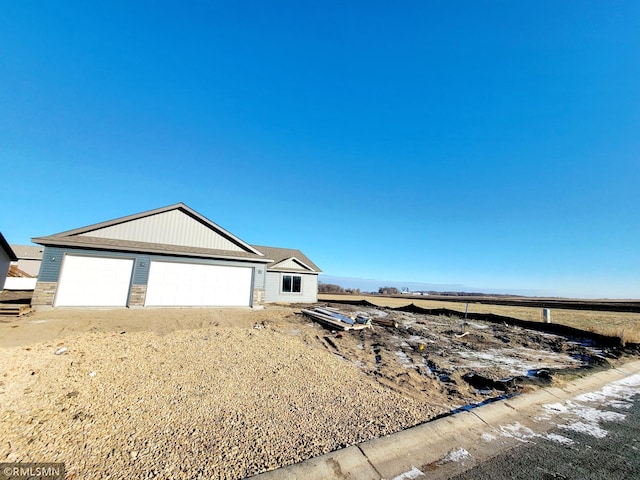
<box><xmin>274</xmin><ymin>258</ymin><xmax>310</xmax><ymax>271</ymax></box>
<box><xmin>38</xmin><ymin>246</ymin><xmax>266</xmax><ymax>288</ymax></box>
<box><xmin>264</xmin><ymin>271</ymin><xmax>318</xmax><ymax>303</ymax></box>
<box><xmin>80</xmin><ymin>210</ymin><xmax>247</xmax><ymax>252</ymax></box>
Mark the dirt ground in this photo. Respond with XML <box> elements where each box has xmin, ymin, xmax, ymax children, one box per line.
<box><xmin>300</xmin><ymin>303</ymin><xmax>626</xmax><ymax>400</ymax></box>
<box><xmin>318</xmin><ymin>294</ymin><xmax>640</xmax><ymax>343</ymax></box>
<box><xmin>0</xmin><ymin>301</ymin><xmax>635</xmax><ymax>479</ymax></box>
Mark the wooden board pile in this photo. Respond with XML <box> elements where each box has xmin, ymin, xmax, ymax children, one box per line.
<box><xmin>301</xmin><ymin>307</ymin><xmax>372</xmax><ymax>331</ymax></box>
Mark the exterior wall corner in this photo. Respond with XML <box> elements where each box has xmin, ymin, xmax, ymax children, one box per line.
<box><xmin>31</xmin><ymin>281</ymin><xmax>57</xmax><ymax>308</ymax></box>
<box><xmin>128</xmin><ymin>285</ymin><xmax>147</xmax><ymax>307</ymax></box>
<box><xmin>253</xmin><ymin>288</ymin><xmax>265</xmax><ymax>306</ymax></box>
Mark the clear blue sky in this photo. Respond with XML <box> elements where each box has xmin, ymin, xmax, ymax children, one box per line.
<box><xmin>1</xmin><ymin>1</ymin><xmax>638</xmax><ymax>298</ymax></box>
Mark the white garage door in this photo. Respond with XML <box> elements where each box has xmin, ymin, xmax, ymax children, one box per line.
<box><xmin>145</xmin><ymin>261</ymin><xmax>253</xmax><ymax>307</ymax></box>
<box><xmin>55</xmin><ymin>255</ymin><xmax>134</xmax><ymax>307</ymax></box>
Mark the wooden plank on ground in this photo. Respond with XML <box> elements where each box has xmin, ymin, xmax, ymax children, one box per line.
<box><xmin>371</xmin><ymin>318</ymin><xmax>399</xmax><ymax>328</ymax></box>
<box><xmin>0</xmin><ymin>304</ymin><xmax>33</xmax><ymax>316</ymax></box>
<box><xmin>301</xmin><ymin>309</ymin><xmax>369</xmax><ymax>331</ymax></box>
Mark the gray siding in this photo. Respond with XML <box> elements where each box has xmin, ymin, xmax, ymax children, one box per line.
<box><xmin>80</xmin><ymin>210</ymin><xmax>247</xmax><ymax>252</ymax></box>
<box><xmin>0</xmin><ymin>250</ymin><xmax>10</xmax><ymax>290</ymax></box>
<box><xmin>16</xmin><ymin>259</ymin><xmax>42</xmax><ymax>277</ymax></box>
<box><xmin>38</xmin><ymin>246</ymin><xmax>265</xmax><ymax>288</ymax></box>
<box><xmin>264</xmin><ymin>271</ymin><xmax>318</xmax><ymax>303</ymax></box>
<box><xmin>273</xmin><ymin>258</ymin><xmax>309</xmax><ymax>271</ymax></box>
<box><xmin>38</xmin><ymin>247</ymin><xmax>65</xmax><ymax>282</ymax></box>
<box><xmin>39</xmin><ymin>247</ymin><xmax>143</xmax><ymax>283</ymax></box>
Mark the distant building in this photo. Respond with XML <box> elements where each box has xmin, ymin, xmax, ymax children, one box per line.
<box><xmin>10</xmin><ymin>244</ymin><xmax>44</xmax><ymax>277</ymax></box>
<box><xmin>4</xmin><ymin>244</ymin><xmax>42</xmax><ymax>290</ymax></box>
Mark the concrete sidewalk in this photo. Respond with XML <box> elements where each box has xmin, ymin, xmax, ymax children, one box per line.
<box><xmin>249</xmin><ymin>360</ymin><xmax>640</xmax><ymax>480</ymax></box>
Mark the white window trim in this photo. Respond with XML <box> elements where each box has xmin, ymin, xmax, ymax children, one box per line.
<box><xmin>281</xmin><ymin>273</ymin><xmax>303</xmax><ymax>294</ymax></box>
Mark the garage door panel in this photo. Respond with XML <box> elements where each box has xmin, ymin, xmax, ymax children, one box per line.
<box><xmin>55</xmin><ymin>255</ymin><xmax>134</xmax><ymax>307</ymax></box>
<box><xmin>145</xmin><ymin>261</ymin><xmax>252</xmax><ymax>307</ymax></box>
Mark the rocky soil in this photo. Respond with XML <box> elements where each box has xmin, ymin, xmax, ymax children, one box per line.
<box><xmin>0</xmin><ymin>303</ymin><xmax>621</xmax><ymax>479</ymax></box>
<box><xmin>1</xmin><ymin>307</ymin><xmax>440</xmax><ymax>479</ymax></box>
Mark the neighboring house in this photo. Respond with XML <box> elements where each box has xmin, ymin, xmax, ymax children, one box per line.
<box><xmin>3</xmin><ymin>244</ymin><xmax>43</xmax><ymax>290</ymax></box>
<box><xmin>0</xmin><ymin>233</ymin><xmax>18</xmax><ymax>290</ymax></box>
<box><xmin>31</xmin><ymin>203</ymin><xmax>321</xmax><ymax>309</ymax></box>
<box><xmin>10</xmin><ymin>245</ymin><xmax>44</xmax><ymax>277</ymax></box>
<box><xmin>252</xmin><ymin>245</ymin><xmax>322</xmax><ymax>304</ymax></box>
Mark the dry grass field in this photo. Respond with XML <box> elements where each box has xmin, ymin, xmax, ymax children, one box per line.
<box><xmin>318</xmin><ymin>294</ymin><xmax>640</xmax><ymax>345</ymax></box>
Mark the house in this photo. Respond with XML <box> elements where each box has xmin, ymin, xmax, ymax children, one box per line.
<box><xmin>31</xmin><ymin>203</ymin><xmax>321</xmax><ymax>309</ymax></box>
<box><xmin>3</xmin><ymin>244</ymin><xmax>43</xmax><ymax>290</ymax></box>
<box><xmin>252</xmin><ymin>245</ymin><xmax>322</xmax><ymax>304</ymax></box>
<box><xmin>10</xmin><ymin>245</ymin><xmax>44</xmax><ymax>277</ymax></box>
<box><xmin>0</xmin><ymin>233</ymin><xmax>18</xmax><ymax>290</ymax></box>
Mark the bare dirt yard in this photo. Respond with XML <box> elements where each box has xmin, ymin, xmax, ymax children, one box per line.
<box><xmin>319</xmin><ymin>294</ymin><xmax>640</xmax><ymax>344</ymax></box>
<box><xmin>1</xmin><ymin>297</ymin><xmax>638</xmax><ymax>479</ymax></box>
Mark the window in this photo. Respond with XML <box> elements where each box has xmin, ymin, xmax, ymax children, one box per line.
<box><xmin>282</xmin><ymin>274</ymin><xmax>302</xmax><ymax>293</ymax></box>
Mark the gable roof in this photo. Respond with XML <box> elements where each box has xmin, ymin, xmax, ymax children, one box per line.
<box><xmin>252</xmin><ymin>245</ymin><xmax>322</xmax><ymax>273</ymax></box>
<box><xmin>0</xmin><ymin>233</ymin><xmax>18</xmax><ymax>261</ymax></box>
<box><xmin>32</xmin><ymin>203</ymin><xmax>270</xmax><ymax>263</ymax></box>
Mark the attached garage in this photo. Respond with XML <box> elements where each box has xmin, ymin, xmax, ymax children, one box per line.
<box><xmin>54</xmin><ymin>255</ymin><xmax>134</xmax><ymax>307</ymax></box>
<box><xmin>145</xmin><ymin>261</ymin><xmax>253</xmax><ymax>307</ymax></box>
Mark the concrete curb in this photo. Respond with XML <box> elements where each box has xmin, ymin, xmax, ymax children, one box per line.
<box><xmin>249</xmin><ymin>360</ymin><xmax>640</xmax><ymax>480</ymax></box>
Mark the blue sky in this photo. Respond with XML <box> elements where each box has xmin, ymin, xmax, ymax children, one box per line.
<box><xmin>1</xmin><ymin>2</ymin><xmax>638</xmax><ymax>298</ymax></box>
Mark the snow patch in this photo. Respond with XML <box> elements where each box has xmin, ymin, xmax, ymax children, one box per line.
<box><xmin>467</xmin><ymin>321</ymin><xmax>489</xmax><ymax>330</ymax></box>
<box><xmin>544</xmin><ymin>433</ymin><xmax>574</xmax><ymax>445</ymax></box>
<box><xmin>395</xmin><ymin>350</ymin><xmax>413</xmax><ymax>366</ymax></box>
<box><xmin>437</xmin><ymin>447</ymin><xmax>471</xmax><ymax>465</ymax></box>
<box><xmin>391</xmin><ymin>465</ymin><xmax>424</xmax><ymax>480</ymax></box>
<box><xmin>541</xmin><ymin>373</ymin><xmax>639</xmax><ymax>440</ymax></box>
<box><xmin>574</xmin><ymin>373</ymin><xmax>640</xmax><ymax>404</ymax></box>
<box><xmin>456</xmin><ymin>347</ymin><xmax>581</xmax><ymax>376</ymax></box>
<box><xmin>572</xmin><ymin>406</ymin><xmax>625</xmax><ymax>424</ymax></box>
<box><xmin>559</xmin><ymin>421</ymin><xmax>609</xmax><ymax>439</ymax></box>
<box><xmin>498</xmin><ymin>421</ymin><xmax>575</xmax><ymax>445</ymax></box>
<box><xmin>481</xmin><ymin>432</ymin><xmax>497</xmax><ymax>442</ymax></box>
<box><xmin>498</xmin><ymin>422</ymin><xmax>538</xmax><ymax>442</ymax></box>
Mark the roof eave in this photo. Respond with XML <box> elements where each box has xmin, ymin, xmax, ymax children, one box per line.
<box><xmin>36</xmin><ymin>202</ymin><xmax>264</xmax><ymax>257</ymax></box>
<box><xmin>269</xmin><ymin>256</ymin><xmax>318</xmax><ymax>273</ymax></box>
<box><xmin>268</xmin><ymin>268</ymin><xmax>321</xmax><ymax>274</ymax></box>
<box><xmin>31</xmin><ymin>237</ymin><xmax>272</xmax><ymax>264</ymax></box>
<box><xmin>0</xmin><ymin>233</ymin><xmax>18</xmax><ymax>261</ymax></box>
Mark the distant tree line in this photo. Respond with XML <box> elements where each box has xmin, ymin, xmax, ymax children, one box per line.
<box><xmin>427</xmin><ymin>291</ymin><xmax>519</xmax><ymax>297</ymax></box>
<box><xmin>378</xmin><ymin>286</ymin><xmax>400</xmax><ymax>295</ymax></box>
<box><xmin>318</xmin><ymin>282</ymin><xmax>360</xmax><ymax>295</ymax></box>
